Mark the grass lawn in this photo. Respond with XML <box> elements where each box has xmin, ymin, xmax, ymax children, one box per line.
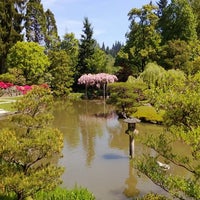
<box><xmin>0</xmin><ymin>96</ymin><xmax>21</xmax><ymax>112</ymax></box>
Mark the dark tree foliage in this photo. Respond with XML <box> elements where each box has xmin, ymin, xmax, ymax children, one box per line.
<box><xmin>101</xmin><ymin>41</ymin><xmax>123</xmax><ymax>57</ymax></box>
<box><xmin>25</xmin><ymin>0</ymin><xmax>46</xmax><ymax>45</ymax></box>
<box><xmin>76</xmin><ymin>17</ymin><xmax>96</xmax><ymax>77</ymax></box>
<box><xmin>156</xmin><ymin>0</ymin><xmax>168</xmax><ymax>17</ymax></box>
<box><xmin>0</xmin><ymin>0</ymin><xmax>26</xmax><ymax>74</ymax></box>
<box><xmin>158</xmin><ymin>0</ymin><xmax>197</xmax><ymax>43</ymax></box>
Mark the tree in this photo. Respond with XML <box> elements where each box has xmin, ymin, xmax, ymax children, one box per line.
<box><xmin>139</xmin><ymin>62</ymin><xmax>166</xmax><ymax>89</ymax></box>
<box><xmin>158</xmin><ymin>39</ymin><xmax>192</xmax><ymax>71</ymax></box>
<box><xmin>48</xmin><ymin>50</ymin><xmax>74</xmax><ymax>96</ymax></box>
<box><xmin>107</xmin><ymin>79</ymin><xmax>147</xmax><ymax>117</ymax></box>
<box><xmin>25</xmin><ymin>0</ymin><xmax>46</xmax><ymax>45</ymax></box>
<box><xmin>60</xmin><ymin>33</ymin><xmax>79</xmax><ymax>70</ymax></box>
<box><xmin>78</xmin><ymin>73</ymin><xmax>118</xmax><ymax>99</ymax></box>
<box><xmin>158</xmin><ymin>0</ymin><xmax>197</xmax><ymax>43</ymax></box>
<box><xmin>120</xmin><ymin>3</ymin><xmax>161</xmax><ymax>75</ymax></box>
<box><xmin>85</xmin><ymin>47</ymin><xmax>108</xmax><ymax>73</ymax></box>
<box><xmin>0</xmin><ymin>0</ymin><xmax>26</xmax><ymax>73</ymax></box>
<box><xmin>0</xmin><ymin>86</ymin><xmax>64</xmax><ymax>200</ymax></box>
<box><xmin>6</xmin><ymin>41</ymin><xmax>50</xmax><ymax>84</ymax></box>
<box><xmin>156</xmin><ymin>0</ymin><xmax>168</xmax><ymax>17</ymax></box>
<box><xmin>135</xmin><ymin>74</ymin><xmax>200</xmax><ymax>200</ymax></box>
<box><xmin>76</xmin><ymin>17</ymin><xmax>97</xmax><ymax>78</ymax></box>
<box><xmin>45</xmin><ymin>9</ymin><xmax>60</xmax><ymax>50</ymax></box>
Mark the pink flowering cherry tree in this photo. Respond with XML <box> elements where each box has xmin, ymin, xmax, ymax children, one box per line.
<box><xmin>78</xmin><ymin>73</ymin><xmax>118</xmax><ymax>99</ymax></box>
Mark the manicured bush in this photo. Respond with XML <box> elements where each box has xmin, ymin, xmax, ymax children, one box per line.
<box><xmin>133</xmin><ymin>105</ymin><xmax>164</xmax><ymax>123</ymax></box>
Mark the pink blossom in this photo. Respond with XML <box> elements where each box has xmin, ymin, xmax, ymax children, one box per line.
<box><xmin>0</xmin><ymin>82</ymin><xmax>14</xmax><ymax>89</ymax></box>
<box><xmin>78</xmin><ymin>73</ymin><xmax>118</xmax><ymax>87</ymax></box>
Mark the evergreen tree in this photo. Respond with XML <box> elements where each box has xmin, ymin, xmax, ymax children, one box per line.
<box><xmin>60</xmin><ymin>33</ymin><xmax>79</xmax><ymax>69</ymax></box>
<box><xmin>25</xmin><ymin>0</ymin><xmax>46</xmax><ymax>45</ymax></box>
<box><xmin>0</xmin><ymin>0</ymin><xmax>26</xmax><ymax>73</ymax></box>
<box><xmin>45</xmin><ymin>9</ymin><xmax>60</xmax><ymax>50</ymax></box>
<box><xmin>110</xmin><ymin>41</ymin><xmax>123</xmax><ymax>57</ymax></box>
<box><xmin>48</xmin><ymin>50</ymin><xmax>74</xmax><ymax>96</ymax></box>
<box><xmin>101</xmin><ymin>42</ymin><xmax>106</xmax><ymax>52</ymax></box>
<box><xmin>76</xmin><ymin>17</ymin><xmax>96</xmax><ymax>78</ymax></box>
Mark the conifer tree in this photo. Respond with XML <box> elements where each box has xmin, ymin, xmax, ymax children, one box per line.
<box><xmin>45</xmin><ymin>9</ymin><xmax>60</xmax><ymax>50</ymax></box>
<box><xmin>0</xmin><ymin>0</ymin><xmax>26</xmax><ymax>73</ymax></box>
<box><xmin>76</xmin><ymin>17</ymin><xmax>96</xmax><ymax>78</ymax></box>
<box><xmin>25</xmin><ymin>0</ymin><xmax>46</xmax><ymax>45</ymax></box>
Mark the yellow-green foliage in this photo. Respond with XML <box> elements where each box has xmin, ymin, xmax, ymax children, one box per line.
<box><xmin>135</xmin><ymin>193</ymin><xmax>171</xmax><ymax>200</ymax></box>
<box><xmin>0</xmin><ymin>87</ymin><xmax>64</xmax><ymax>200</ymax></box>
<box><xmin>133</xmin><ymin>105</ymin><xmax>164</xmax><ymax>123</ymax></box>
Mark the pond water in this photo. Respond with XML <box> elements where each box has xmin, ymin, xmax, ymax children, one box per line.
<box><xmin>52</xmin><ymin>100</ymin><xmax>168</xmax><ymax>200</ymax></box>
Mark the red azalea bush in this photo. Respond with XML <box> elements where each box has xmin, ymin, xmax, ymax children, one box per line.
<box><xmin>0</xmin><ymin>82</ymin><xmax>14</xmax><ymax>89</ymax></box>
<box><xmin>0</xmin><ymin>82</ymin><xmax>49</xmax><ymax>97</ymax></box>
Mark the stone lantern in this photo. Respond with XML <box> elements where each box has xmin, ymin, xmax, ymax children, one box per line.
<box><xmin>124</xmin><ymin>117</ymin><xmax>140</xmax><ymax>158</ymax></box>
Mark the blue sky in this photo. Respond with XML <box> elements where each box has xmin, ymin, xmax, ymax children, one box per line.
<box><xmin>41</xmin><ymin>0</ymin><xmax>155</xmax><ymax>47</ymax></box>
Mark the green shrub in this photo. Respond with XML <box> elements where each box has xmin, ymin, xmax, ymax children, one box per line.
<box><xmin>0</xmin><ymin>187</ymin><xmax>95</xmax><ymax>200</ymax></box>
<box><xmin>135</xmin><ymin>193</ymin><xmax>171</xmax><ymax>200</ymax></box>
<box><xmin>35</xmin><ymin>187</ymin><xmax>95</xmax><ymax>200</ymax></box>
<box><xmin>133</xmin><ymin>105</ymin><xmax>164</xmax><ymax>123</ymax></box>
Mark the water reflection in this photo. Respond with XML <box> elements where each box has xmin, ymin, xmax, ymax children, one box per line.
<box><xmin>123</xmin><ymin>161</ymin><xmax>139</xmax><ymax>198</ymax></box>
<box><xmin>52</xmin><ymin>100</ymin><xmax>167</xmax><ymax>200</ymax></box>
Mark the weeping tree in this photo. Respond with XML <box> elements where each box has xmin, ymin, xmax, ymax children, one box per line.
<box><xmin>78</xmin><ymin>73</ymin><xmax>118</xmax><ymax>99</ymax></box>
<box><xmin>0</xmin><ymin>86</ymin><xmax>64</xmax><ymax>200</ymax></box>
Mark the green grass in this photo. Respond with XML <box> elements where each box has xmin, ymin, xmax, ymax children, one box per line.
<box><xmin>0</xmin><ymin>103</ymin><xmax>15</xmax><ymax>112</ymax></box>
<box><xmin>0</xmin><ymin>96</ymin><xmax>21</xmax><ymax>112</ymax></box>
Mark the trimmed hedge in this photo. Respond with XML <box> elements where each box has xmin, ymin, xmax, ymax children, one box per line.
<box><xmin>133</xmin><ymin>105</ymin><xmax>164</xmax><ymax>124</ymax></box>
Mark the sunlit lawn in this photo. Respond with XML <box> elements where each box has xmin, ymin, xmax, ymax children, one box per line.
<box><xmin>0</xmin><ymin>96</ymin><xmax>21</xmax><ymax>112</ymax></box>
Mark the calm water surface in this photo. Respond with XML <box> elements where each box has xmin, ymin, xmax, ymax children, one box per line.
<box><xmin>53</xmin><ymin>100</ymin><xmax>168</xmax><ymax>200</ymax></box>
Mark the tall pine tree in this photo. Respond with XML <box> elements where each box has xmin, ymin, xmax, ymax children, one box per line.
<box><xmin>0</xmin><ymin>0</ymin><xmax>25</xmax><ymax>73</ymax></box>
<box><xmin>76</xmin><ymin>17</ymin><xmax>96</xmax><ymax>78</ymax></box>
<box><xmin>25</xmin><ymin>0</ymin><xmax>46</xmax><ymax>45</ymax></box>
<box><xmin>45</xmin><ymin>9</ymin><xmax>60</xmax><ymax>50</ymax></box>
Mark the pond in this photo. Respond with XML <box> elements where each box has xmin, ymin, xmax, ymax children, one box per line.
<box><xmin>53</xmin><ymin>100</ymin><xmax>168</xmax><ymax>200</ymax></box>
